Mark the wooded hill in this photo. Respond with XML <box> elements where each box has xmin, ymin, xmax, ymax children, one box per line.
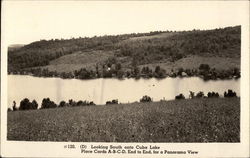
<box><xmin>8</xmin><ymin>26</ymin><xmax>240</xmax><ymax>79</ymax></box>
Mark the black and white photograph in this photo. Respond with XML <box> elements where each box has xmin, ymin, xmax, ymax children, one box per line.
<box><xmin>1</xmin><ymin>1</ymin><xmax>249</xmax><ymax>157</ymax></box>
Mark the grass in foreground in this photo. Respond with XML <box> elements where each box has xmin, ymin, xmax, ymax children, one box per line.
<box><xmin>7</xmin><ymin>98</ymin><xmax>240</xmax><ymax>142</ymax></box>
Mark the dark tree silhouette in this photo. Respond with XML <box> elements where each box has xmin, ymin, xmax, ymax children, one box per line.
<box><xmin>175</xmin><ymin>94</ymin><xmax>185</xmax><ymax>100</ymax></box>
<box><xmin>41</xmin><ymin>98</ymin><xmax>57</xmax><ymax>109</ymax></box>
<box><xmin>140</xmin><ymin>95</ymin><xmax>152</xmax><ymax>102</ymax></box>
<box><xmin>19</xmin><ymin>98</ymin><xmax>37</xmax><ymax>110</ymax></box>
<box><xmin>59</xmin><ymin>101</ymin><xmax>66</xmax><ymax>107</ymax></box>
<box><xmin>12</xmin><ymin>101</ymin><xmax>17</xmax><ymax>111</ymax></box>
<box><xmin>224</xmin><ymin>89</ymin><xmax>237</xmax><ymax>98</ymax></box>
<box><xmin>196</xmin><ymin>91</ymin><xmax>204</xmax><ymax>98</ymax></box>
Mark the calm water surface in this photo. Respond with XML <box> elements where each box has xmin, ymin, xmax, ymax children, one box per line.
<box><xmin>8</xmin><ymin>75</ymin><xmax>240</xmax><ymax>107</ymax></box>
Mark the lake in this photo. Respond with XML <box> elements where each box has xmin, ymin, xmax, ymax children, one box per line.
<box><xmin>8</xmin><ymin>75</ymin><xmax>240</xmax><ymax>107</ymax></box>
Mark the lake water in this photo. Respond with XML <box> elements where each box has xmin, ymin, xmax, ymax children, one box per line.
<box><xmin>8</xmin><ymin>75</ymin><xmax>240</xmax><ymax>107</ymax></box>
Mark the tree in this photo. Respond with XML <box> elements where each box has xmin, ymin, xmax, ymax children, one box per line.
<box><xmin>31</xmin><ymin>100</ymin><xmax>38</xmax><ymax>109</ymax></box>
<box><xmin>154</xmin><ymin>66</ymin><xmax>166</xmax><ymax>78</ymax></box>
<box><xmin>199</xmin><ymin>64</ymin><xmax>210</xmax><ymax>72</ymax></box>
<box><xmin>106</xmin><ymin>99</ymin><xmax>118</xmax><ymax>105</ymax></box>
<box><xmin>12</xmin><ymin>101</ymin><xmax>17</xmax><ymax>111</ymax></box>
<box><xmin>196</xmin><ymin>91</ymin><xmax>204</xmax><ymax>98</ymax></box>
<box><xmin>155</xmin><ymin>66</ymin><xmax>161</xmax><ymax>74</ymax></box>
<box><xmin>115</xmin><ymin>63</ymin><xmax>122</xmax><ymax>70</ymax></box>
<box><xmin>117</xmin><ymin>70</ymin><xmax>124</xmax><ymax>78</ymax></box>
<box><xmin>68</xmin><ymin>99</ymin><xmax>77</xmax><ymax>106</ymax></box>
<box><xmin>175</xmin><ymin>94</ymin><xmax>185</xmax><ymax>100</ymax></box>
<box><xmin>224</xmin><ymin>89</ymin><xmax>237</xmax><ymax>98</ymax></box>
<box><xmin>140</xmin><ymin>95</ymin><xmax>152</xmax><ymax>102</ymax></box>
<box><xmin>59</xmin><ymin>101</ymin><xmax>66</xmax><ymax>107</ymax></box>
<box><xmin>132</xmin><ymin>66</ymin><xmax>140</xmax><ymax>77</ymax></box>
<box><xmin>19</xmin><ymin>98</ymin><xmax>38</xmax><ymax>110</ymax></box>
<box><xmin>177</xmin><ymin>68</ymin><xmax>184</xmax><ymax>76</ymax></box>
<box><xmin>41</xmin><ymin>98</ymin><xmax>57</xmax><ymax>109</ymax></box>
<box><xmin>19</xmin><ymin>98</ymin><xmax>32</xmax><ymax>110</ymax></box>
<box><xmin>207</xmin><ymin>91</ymin><xmax>219</xmax><ymax>98</ymax></box>
<box><xmin>89</xmin><ymin>101</ymin><xmax>95</xmax><ymax>106</ymax></box>
<box><xmin>189</xmin><ymin>91</ymin><xmax>195</xmax><ymax>99</ymax></box>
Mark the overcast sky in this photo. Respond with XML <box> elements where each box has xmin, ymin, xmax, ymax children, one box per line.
<box><xmin>2</xmin><ymin>1</ymin><xmax>249</xmax><ymax>45</ymax></box>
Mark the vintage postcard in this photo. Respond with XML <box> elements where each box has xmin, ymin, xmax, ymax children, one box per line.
<box><xmin>1</xmin><ymin>1</ymin><xmax>249</xmax><ymax>157</ymax></box>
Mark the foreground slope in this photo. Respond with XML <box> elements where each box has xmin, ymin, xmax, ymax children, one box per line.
<box><xmin>8</xmin><ymin>98</ymin><xmax>240</xmax><ymax>142</ymax></box>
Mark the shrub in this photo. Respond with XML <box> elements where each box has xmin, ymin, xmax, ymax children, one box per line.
<box><xmin>224</xmin><ymin>89</ymin><xmax>237</xmax><ymax>98</ymax></box>
<box><xmin>12</xmin><ymin>101</ymin><xmax>17</xmax><ymax>111</ymax></box>
<box><xmin>106</xmin><ymin>99</ymin><xmax>118</xmax><ymax>105</ymax></box>
<box><xmin>68</xmin><ymin>99</ymin><xmax>77</xmax><ymax>106</ymax></box>
<box><xmin>89</xmin><ymin>101</ymin><xmax>95</xmax><ymax>106</ymax></box>
<box><xmin>196</xmin><ymin>91</ymin><xmax>204</xmax><ymax>98</ymax></box>
<box><xmin>154</xmin><ymin>67</ymin><xmax>166</xmax><ymax>78</ymax></box>
<box><xmin>175</xmin><ymin>94</ymin><xmax>185</xmax><ymax>100</ymax></box>
<box><xmin>189</xmin><ymin>91</ymin><xmax>195</xmax><ymax>99</ymax></box>
<box><xmin>177</xmin><ymin>68</ymin><xmax>184</xmax><ymax>76</ymax></box>
<box><xmin>41</xmin><ymin>98</ymin><xmax>57</xmax><ymax>109</ymax></box>
<box><xmin>76</xmin><ymin>100</ymin><xmax>84</xmax><ymax>106</ymax></box>
<box><xmin>140</xmin><ymin>95</ymin><xmax>152</xmax><ymax>102</ymax></box>
<box><xmin>199</xmin><ymin>64</ymin><xmax>210</xmax><ymax>72</ymax></box>
<box><xmin>31</xmin><ymin>100</ymin><xmax>38</xmax><ymax>109</ymax></box>
<box><xmin>19</xmin><ymin>98</ymin><xmax>38</xmax><ymax>110</ymax></box>
<box><xmin>207</xmin><ymin>92</ymin><xmax>219</xmax><ymax>98</ymax></box>
<box><xmin>59</xmin><ymin>101</ymin><xmax>67</xmax><ymax>107</ymax></box>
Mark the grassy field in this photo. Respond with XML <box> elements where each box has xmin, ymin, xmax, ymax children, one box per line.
<box><xmin>40</xmin><ymin>54</ymin><xmax>240</xmax><ymax>74</ymax></box>
<box><xmin>138</xmin><ymin>55</ymin><xmax>240</xmax><ymax>74</ymax></box>
<box><xmin>7</xmin><ymin>98</ymin><xmax>240</xmax><ymax>142</ymax></box>
<box><xmin>42</xmin><ymin>50</ymin><xmax>114</xmax><ymax>73</ymax></box>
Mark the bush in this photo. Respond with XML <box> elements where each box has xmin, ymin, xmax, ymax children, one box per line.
<box><xmin>106</xmin><ymin>99</ymin><xmax>118</xmax><ymax>105</ymax></box>
<box><xmin>59</xmin><ymin>101</ymin><xmax>67</xmax><ymax>107</ymax></box>
<box><xmin>89</xmin><ymin>101</ymin><xmax>96</xmax><ymax>106</ymax></box>
<box><xmin>31</xmin><ymin>100</ymin><xmax>38</xmax><ymax>109</ymax></box>
<box><xmin>68</xmin><ymin>99</ymin><xmax>77</xmax><ymax>106</ymax></box>
<box><xmin>207</xmin><ymin>92</ymin><xmax>219</xmax><ymax>98</ymax></box>
<box><xmin>224</xmin><ymin>89</ymin><xmax>237</xmax><ymax>98</ymax></box>
<box><xmin>19</xmin><ymin>98</ymin><xmax>38</xmax><ymax>110</ymax></box>
<box><xmin>175</xmin><ymin>94</ymin><xmax>185</xmax><ymax>100</ymax></box>
<box><xmin>140</xmin><ymin>95</ymin><xmax>152</xmax><ymax>102</ymax></box>
<box><xmin>199</xmin><ymin>64</ymin><xmax>210</xmax><ymax>72</ymax></box>
<box><xmin>196</xmin><ymin>91</ymin><xmax>204</xmax><ymax>98</ymax></box>
<box><xmin>76</xmin><ymin>100</ymin><xmax>84</xmax><ymax>106</ymax></box>
<box><xmin>189</xmin><ymin>91</ymin><xmax>195</xmax><ymax>99</ymax></box>
<box><xmin>41</xmin><ymin>98</ymin><xmax>57</xmax><ymax>109</ymax></box>
<box><xmin>12</xmin><ymin>101</ymin><xmax>17</xmax><ymax>111</ymax></box>
<box><xmin>74</xmin><ymin>100</ymin><xmax>96</xmax><ymax>106</ymax></box>
<box><xmin>177</xmin><ymin>68</ymin><xmax>184</xmax><ymax>76</ymax></box>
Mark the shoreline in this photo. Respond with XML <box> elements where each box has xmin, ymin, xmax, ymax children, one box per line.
<box><xmin>8</xmin><ymin>89</ymin><xmax>239</xmax><ymax>112</ymax></box>
<box><xmin>8</xmin><ymin>72</ymin><xmax>241</xmax><ymax>81</ymax></box>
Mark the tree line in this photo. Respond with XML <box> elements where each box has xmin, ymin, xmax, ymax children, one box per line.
<box><xmin>175</xmin><ymin>89</ymin><xmax>237</xmax><ymax>100</ymax></box>
<box><xmin>11</xmin><ymin>63</ymin><xmax>240</xmax><ymax>80</ymax></box>
<box><xmin>8</xmin><ymin>89</ymin><xmax>238</xmax><ymax>112</ymax></box>
<box><xmin>8</xmin><ymin>98</ymin><xmax>96</xmax><ymax>112</ymax></box>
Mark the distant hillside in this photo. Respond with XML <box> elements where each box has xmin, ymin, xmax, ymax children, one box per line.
<box><xmin>8</xmin><ymin>44</ymin><xmax>25</xmax><ymax>51</ymax></box>
<box><xmin>8</xmin><ymin>26</ymin><xmax>241</xmax><ymax>79</ymax></box>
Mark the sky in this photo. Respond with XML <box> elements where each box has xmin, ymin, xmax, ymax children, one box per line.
<box><xmin>2</xmin><ymin>1</ymin><xmax>249</xmax><ymax>45</ymax></box>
